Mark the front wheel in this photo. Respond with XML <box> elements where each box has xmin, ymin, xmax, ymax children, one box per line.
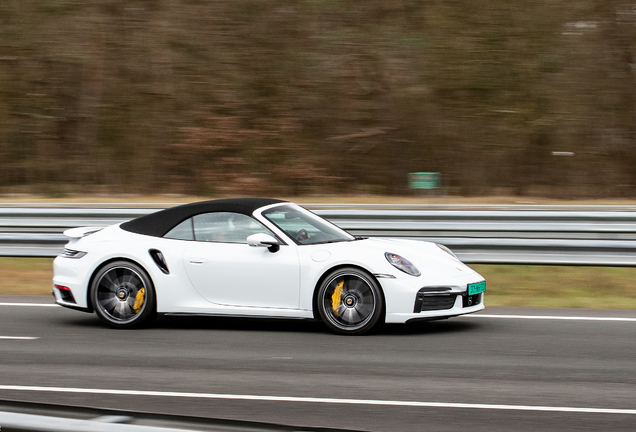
<box><xmin>90</xmin><ymin>260</ymin><xmax>156</xmax><ymax>329</ymax></box>
<box><xmin>317</xmin><ymin>267</ymin><xmax>384</xmax><ymax>335</ymax></box>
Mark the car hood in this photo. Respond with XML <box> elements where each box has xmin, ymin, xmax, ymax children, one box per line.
<box><xmin>333</xmin><ymin>237</ymin><xmax>476</xmax><ymax>279</ymax></box>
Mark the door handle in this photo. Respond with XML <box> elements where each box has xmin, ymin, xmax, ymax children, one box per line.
<box><xmin>189</xmin><ymin>258</ymin><xmax>208</xmax><ymax>264</ymax></box>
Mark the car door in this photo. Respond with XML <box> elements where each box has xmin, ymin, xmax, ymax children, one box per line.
<box><xmin>182</xmin><ymin>212</ymin><xmax>300</xmax><ymax>309</ymax></box>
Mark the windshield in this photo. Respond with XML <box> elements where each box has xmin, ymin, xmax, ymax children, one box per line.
<box><xmin>261</xmin><ymin>204</ymin><xmax>355</xmax><ymax>245</ymax></box>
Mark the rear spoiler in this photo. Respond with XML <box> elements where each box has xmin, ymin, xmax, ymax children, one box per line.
<box><xmin>63</xmin><ymin>227</ymin><xmax>103</xmax><ymax>240</ymax></box>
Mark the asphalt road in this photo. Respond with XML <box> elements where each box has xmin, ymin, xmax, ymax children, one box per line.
<box><xmin>1</xmin><ymin>295</ymin><xmax>635</xmax><ymax>431</ymax></box>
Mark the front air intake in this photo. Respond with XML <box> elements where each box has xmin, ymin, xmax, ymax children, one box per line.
<box><xmin>414</xmin><ymin>287</ymin><xmax>456</xmax><ymax>312</ymax></box>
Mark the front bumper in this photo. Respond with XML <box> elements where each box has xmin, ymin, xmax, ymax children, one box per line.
<box><xmin>381</xmin><ymin>274</ymin><xmax>486</xmax><ymax>324</ymax></box>
<box><xmin>386</xmin><ymin>297</ymin><xmax>484</xmax><ymax>323</ymax></box>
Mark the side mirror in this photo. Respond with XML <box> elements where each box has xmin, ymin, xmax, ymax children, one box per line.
<box><xmin>247</xmin><ymin>233</ymin><xmax>280</xmax><ymax>253</ymax></box>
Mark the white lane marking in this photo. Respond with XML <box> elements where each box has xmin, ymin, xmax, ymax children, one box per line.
<box><xmin>464</xmin><ymin>314</ymin><xmax>636</xmax><ymax>322</ymax></box>
<box><xmin>0</xmin><ymin>385</ymin><xmax>634</xmax><ymax>415</ymax></box>
<box><xmin>0</xmin><ymin>303</ymin><xmax>59</xmax><ymax>307</ymax></box>
<box><xmin>0</xmin><ymin>336</ymin><xmax>39</xmax><ymax>340</ymax></box>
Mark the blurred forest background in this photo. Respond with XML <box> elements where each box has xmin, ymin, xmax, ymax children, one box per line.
<box><xmin>1</xmin><ymin>0</ymin><xmax>635</xmax><ymax>198</ymax></box>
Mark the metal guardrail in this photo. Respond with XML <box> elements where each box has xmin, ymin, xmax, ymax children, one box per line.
<box><xmin>3</xmin><ymin>204</ymin><xmax>636</xmax><ymax>265</ymax></box>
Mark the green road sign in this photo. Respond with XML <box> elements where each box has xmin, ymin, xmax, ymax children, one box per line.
<box><xmin>408</xmin><ymin>172</ymin><xmax>440</xmax><ymax>189</ymax></box>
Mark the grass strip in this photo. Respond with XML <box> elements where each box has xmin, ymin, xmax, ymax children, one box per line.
<box><xmin>0</xmin><ymin>258</ymin><xmax>54</xmax><ymax>296</ymax></box>
<box><xmin>472</xmin><ymin>264</ymin><xmax>636</xmax><ymax>309</ymax></box>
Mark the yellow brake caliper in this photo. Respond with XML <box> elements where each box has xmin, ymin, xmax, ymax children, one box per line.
<box><xmin>331</xmin><ymin>281</ymin><xmax>344</xmax><ymax>316</ymax></box>
<box><xmin>133</xmin><ymin>287</ymin><xmax>145</xmax><ymax>314</ymax></box>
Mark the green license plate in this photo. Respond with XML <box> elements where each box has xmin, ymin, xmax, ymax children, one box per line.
<box><xmin>468</xmin><ymin>281</ymin><xmax>486</xmax><ymax>296</ymax></box>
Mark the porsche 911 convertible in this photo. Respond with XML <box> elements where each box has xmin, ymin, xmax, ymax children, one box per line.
<box><xmin>53</xmin><ymin>198</ymin><xmax>485</xmax><ymax>334</ymax></box>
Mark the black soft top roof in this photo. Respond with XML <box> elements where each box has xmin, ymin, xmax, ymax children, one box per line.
<box><xmin>120</xmin><ymin>198</ymin><xmax>286</xmax><ymax>237</ymax></box>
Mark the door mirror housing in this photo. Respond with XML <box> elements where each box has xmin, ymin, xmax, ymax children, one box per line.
<box><xmin>247</xmin><ymin>233</ymin><xmax>280</xmax><ymax>253</ymax></box>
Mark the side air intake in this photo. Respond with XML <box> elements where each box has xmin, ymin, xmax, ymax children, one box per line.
<box><xmin>149</xmin><ymin>249</ymin><xmax>169</xmax><ymax>274</ymax></box>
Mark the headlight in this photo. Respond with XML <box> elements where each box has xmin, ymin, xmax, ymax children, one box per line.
<box><xmin>436</xmin><ymin>244</ymin><xmax>459</xmax><ymax>260</ymax></box>
<box><xmin>385</xmin><ymin>252</ymin><xmax>421</xmax><ymax>277</ymax></box>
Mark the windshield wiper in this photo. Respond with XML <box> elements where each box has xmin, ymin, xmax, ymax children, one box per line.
<box><xmin>310</xmin><ymin>239</ymin><xmax>348</xmax><ymax>245</ymax></box>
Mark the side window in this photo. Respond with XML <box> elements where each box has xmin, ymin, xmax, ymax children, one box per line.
<box><xmin>164</xmin><ymin>218</ymin><xmax>194</xmax><ymax>240</ymax></box>
<box><xmin>192</xmin><ymin>212</ymin><xmax>273</xmax><ymax>243</ymax></box>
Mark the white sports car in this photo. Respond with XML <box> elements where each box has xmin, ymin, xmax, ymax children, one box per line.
<box><xmin>53</xmin><ymin>198</ymin><xmax>485</xmax><ymax>334</ymax></box>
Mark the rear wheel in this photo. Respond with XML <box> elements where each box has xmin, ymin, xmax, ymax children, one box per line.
<box><xmin>90</xmin><ymin>261</ymin><xmax>156</xmax><ymax>329</ymax></box>
<box><xmin>317</xmin><ymin>267</ymin><xmax>384</xmax><ymax>335</ymax></box>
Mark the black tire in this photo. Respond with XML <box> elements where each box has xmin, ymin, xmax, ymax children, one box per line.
<box><xmin>316</xmin><ymin>267</ymin><xmax>384</xmax><ymax>335</ymax></box>
<box><xmin>90</xmin><ymin>260</ymin><xmax>156</xmax><ymax>329</ymax></box>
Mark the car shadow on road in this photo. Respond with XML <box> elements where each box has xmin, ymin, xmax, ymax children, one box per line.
<box><xmin>382</xmin><ymin>319</ymin><xmax>480</xmax><ymax>336</ymax></box>
<box><xmin>58</xmin><ymin>313</ymin><xmax>325</xmax><ymax>333</ymax></box>
<box><xmin>152</xmin><ymin>315</ymin><xmax>479</xmax><ymax>336</ymax></box>
<box><xmin>60</xmin><ymin>313</ymin><xmax>480</xmax><ymax>336</ymax></box>
<box><xmin>153</xmin><ymin>315</ymin><xmax>329</xmax><ymax>333</ymax></box>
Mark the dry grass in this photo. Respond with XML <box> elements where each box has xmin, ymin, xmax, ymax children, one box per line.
<box><xmin>0</xmin><ymin>258</ymin><xmax>54</xmax><ymax>296</ymax></box>
<box><xmin>473</xmin><ymin>265</ymin><xmax>636</xmax><ymax>309</ymax></box>
<box><xmin>2</xmin><ymin>258</ymin><xmax>635</xmax><ymax>309</ymax></box>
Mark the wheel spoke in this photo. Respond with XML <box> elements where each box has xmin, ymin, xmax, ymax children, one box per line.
<box><xmin>99</xmin><ymin>282</ymin><xmax>117</xmax><ymax>293</ymax></box>
<box><xmin>103</xmin><ymin>271</ymin><xmax>116</xmax><ymax>287</ymax></box>
<box><xmin>341</xmin><ymin>308</ymin><xmax>356</xmax><ymax>323</ymax></box>
<box><xmin>348</xmin><ymin>278</ymin><xmax>365</xmax><ymax>294</ymax></box>
<box><xmin>126</xmin><ymin>296</ymin><xmax>136</xmax><ymax>310</ymax></box>
<box><xmin>100</xmin><ymin>296</ymin><xmax>118</xmax><ymax>311</ymax></box>
<box><xmin>114</xmin><ymin>268</ymin><xmax>124</xmax><ymax>283</ymax></box>
<box><xmin>112</xmin><ymin>273</ymin><xmax>124</xmax><ymax>289</ymax></box>
<box><xmin>100</xmin><ymin>272</ymin><xmax>118</xmax><ymax>292</ymax></box>
<box><xmin>114</xmin><ymin>302</ymin><xmax>124</xmax><ymax>318</ymax></box>
<box><xmin>124</xmin><ymin>270</ymin><xmax>136</xmax><ymax>285</ymax></box>
<box><xmin>360</xmin><ymin>289</ymin><xmax>373</xmax><ymax>300</ymax></box>
<box><xmin>120</xmin><ymin>301</ymin><xmax>133</xmax><ymax>319</ymax></box>
<box><xmin>335</xmin><ymin>303</ymin><xmax>347</xmax><ymax>318</ymax></box>
<box><xmin>343</xmin><ymin>308</ymin><xmax>355</xmax><ymax>324</ymax></box>
<box><xmin>355</xmin><ymin>303</ymin><xmax>373</xmax><ymax>318</ymax></box>
<box><xmin>352</xmin><ymin>307</ymin><xmax>365</xmax><ymax>323</ymax></box>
